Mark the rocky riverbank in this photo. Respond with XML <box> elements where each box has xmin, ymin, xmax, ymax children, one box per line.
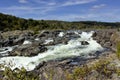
<box><xmin>0</xmin><ymin>29</ymin><xmax>120</xmax><ymax>80</ymax></box>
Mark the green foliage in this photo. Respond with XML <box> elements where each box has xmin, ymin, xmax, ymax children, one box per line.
<box><xmin>116</xmin><ymin>68</ymin><xmax>120</xmax><ymax>76</ymax></box>
<box><xmin>116</xmin><ymin>42</ymin><xmax>120</xmax><ymax>59</ymax></box>
<box><xmin>69</xmin><ymin>60</ymin><xmax>114</xmax><ymax>80</ymax></box>
<box><xmin>3</xmin><ymin>67</ymin><xmax>39</xmax><ymax>80</ymax></box>
<box><xmin>72</xmin><ymin>66</ymin><xmax>89</xmax><ymax>79</ymax></box>
<box><xmin>0</xmin><ymin>13</ymin><xmax>120</xmax><ymax>31</ymax></box>
<box><xmin>49</xmin><ymin>68</ymin><xmax>55</xmax><ymax>80</ymax></box>
<box><xmin>65</xmin><ymin>71</ymin><xmax>73</xmax><ymax>80</ymax></box>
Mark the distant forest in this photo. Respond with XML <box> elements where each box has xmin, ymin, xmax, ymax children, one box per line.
<box><xmin>0</xmin><ymin>13</ymin><xmax>120</xmax><ymax>31</ymax></box>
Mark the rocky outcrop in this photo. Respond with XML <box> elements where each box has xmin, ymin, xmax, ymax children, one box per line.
<box><xmin>81</xmin><ymin>41</ymin><xmax>89</xmax><ymax>45</ymax></box>
<box><xmin>0</xmin><ymin>30</ymin><xmax>34</xmax><ymax>47</ymax></box>
<box><xmin>0</xmin><ymin>33</ymin><xmax>4</xmax><ymax>47</ymax></box>
<box><xmin>92</xmin><ymin>30</ymin><xmax>119</xmax><ymax>51</ymax></box>
<box><xmin>10</xmin><ymin>43</ymin><xmax>47</xmax><ymax>56</ymax></box>
<box><xmin>13</xmin><ymin>37</ymin><xmax>25</xmax><ymax>45</ymax></box>
<box><xmin>0</xmin><ymin>30</ymin><xmax>120</xmax><ymax>80</ymax></box>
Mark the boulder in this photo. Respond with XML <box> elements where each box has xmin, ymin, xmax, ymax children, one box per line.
<box><xmin>38</xmin><ymin>30</ymin><xmax>51</xmax><ymax>38</ymax></box>
<box><xmin>53</xmin><ymin>30</ymin><xmax>63</xmax><ymax>37</ymax></box>
<box><xmin>0</xmin><ymin>33</ymin><xmax>3</xmax><ymax>39</ymax></box>
<box><xmin>103</xmin><ymin>42</ymin><xmax>112</xmax><ymax>48</ymax></box>
<box><xmin>81</xmin><ymin>41</ymin><xmax>89</xmax><ymax>45</ymax></box>
<box><xmin>0</xmin><ymin>33</ymin><xmax>4</xmax><ymax>47</ymax></box>
<box><xmin>92</xmin><ymin>31</ymin><xmax>97</xmax><ymax>37</ymax></box>
<box><xmin>19</xmin><ymin>32</ymin><xmax>33</xmax><ymax>40</ymax></box>
<box><xmin>35</xmin><ymin>61</ymin><xmax>46</xmax><ymax>70</ymax></box>
<box><xmin>13</xmin><ymin>37</ymin><xmax>25</xmax><ymax>45</ymax></box>
<box><xmin>92</xmin><ymin>30</ymin><xmax>117</xmax><ymax>50</ymax></box>
<box><xmin>3</xmin><ymin>37</ymin><xmax>14</xmax><ymax>47</ymax></box>
<box><xmin>111</xmin><ymin>73</ymin><xmax>120</xmax><ymax>80</ymax></box>
<box><xmin>10</xmin><ymin>43</ymin><xmax>47</xmax><ymax>56</ymax></box>
<box><xmin>54</xmin><ymin>37</ymin><xmax>69</xmax><ymax>45</ymax></box>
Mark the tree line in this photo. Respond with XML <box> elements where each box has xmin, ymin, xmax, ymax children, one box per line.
<box><xmin>0</xmin><ymin>13</ymin><xmax>120</xmax><ymax>32</ymax></box>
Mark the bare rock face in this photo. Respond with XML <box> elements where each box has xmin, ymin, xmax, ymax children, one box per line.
<box><xmin>3</xmin><ymin>37</ymin><xmax>15</xmax><ymax>47</ymax></box>
<box><xmin>0</xmin><ymin>31</ymin><xmax>35</xmax><ymax>47</ymax></box>
<box><xmin>0</xmin><ymin>33</ymin><xmax>4</xmax><ymax>47</ymax></box>
<box><xmin>0</xmin><ymin>30</ymin><xmax>120</xmax><ymax>80</ymax></box>
<box><xmin>92</xmin><ymin>30</ymin><xmax>118</xmax><ymax>51</ymax></box>
<box><xmin>13</xmin><ymin>37</ymin><xmax>25</xmax><ymax>45</ymax></box>
<box><xmin>10</xmin><ymin>43</ymin><xmax>47</xmax><ymax>56</ymax></box>
<box><xmin>81</xmin><ymin>41</ymin><xmax>89</xmax><ymax>45</ymax></box>
<box><xmin>37</xmin><ymin>30</ymin><xmax>55</xmax><ymax>39</ymax></box>
<box><xmin>0</xmin><ymin>33</ymin><xmax>3</xmax><ymax>39</ymax></box>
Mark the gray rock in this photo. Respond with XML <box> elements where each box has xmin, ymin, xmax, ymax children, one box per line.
<box><xmin>112</xmin><ymin>73</ymin><xmax>120</xmax><ymax>80</ymax></box>
<box><xmin>81</xmin><ymin>41</ymin><xmax>89</xmax><ymax>45</ymax></box>
<box><xmin>13</xmin><ymin>37</ymin><xmax>25</xmax><ymax>45</ymax></box>
<box><xmin>93</xmin><ymin>30</ymin><xmax>117</xmax><ymax>51</ymax></box>
<box><xmin>10</xmin><ymin>43</ymin><xmax>47</xmax><ymax>56</ymax></box>
<box><xmin>103</xmin><ymin>42</ymin><xmax>112</xmax><ymax>48</ymax></box>
<box><xmin>3</xmin><ymin>37</ymin><xmax>14</xmax><ymax>47</ymax></box>
<box><xmin>35</xmin><ymin>61</ymin><xmax>46</xmax><ymax>70</ymax></box>
<box><xmin>0</xmin><ymin>33</ymin><xmax>4</xmax><ymax>47</ymax></box>
<box><xmin>19</xmin><ymin>32</ymin><xmax>33</xmax><ymax>40</ymax></box>
<box><xmin>38</xmin><ymin>30</ymin><xmax>53</xmax><ymax>38</ymax></box>
<box><xmin>92</xmin><ymin>31</ymin><xmax>97</xmax><ymax>37</ymax></box>
<box><xmin>86</xmin><ymin>70</ymin><xmax>99</xmax><ymax>80</ymax></box>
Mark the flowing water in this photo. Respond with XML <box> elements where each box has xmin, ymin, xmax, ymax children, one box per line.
<box><xmin>0</xmin><ymin>31</ymin><xmax>104</xmax><ymax>71</ymax></box>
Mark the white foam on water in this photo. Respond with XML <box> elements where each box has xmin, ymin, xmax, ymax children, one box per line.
<box><xmin>23</xmin><ymin>40</ymin><xmax>32</xmax><ymax>45</ymax></box>
<box><xmin>0</xmin><ymin>46</ymin><xmax>17</xmax><ymax>56</ymax></box>
<box><xmin>80</xmin><ymin>31</ymin><xmax>94</xmax><ymax>41</ymax></box>
<box><xmin>58</xmin><ymin>32</ymin><xmax>64</xmax><ymax>37</ymax></box>
<box><xmin>0</xmin><ymin>31</ymin><xmax>103</xmax><ymax>71</ymax></box>
<box><xmin>44</xmin><ymin>39</ymin><xmax>54</xmax><ymax>44</ymax></box>
<box><xmin>35</xmin><ymin>38</ymin><xmax>40</xmax><ymax>41</ymax></box>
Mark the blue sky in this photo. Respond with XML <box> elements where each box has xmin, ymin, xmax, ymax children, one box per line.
<box><xmin>0</xmin><ymin>0</ymin><xmax>120</xmax><ymax>22</ymax></box>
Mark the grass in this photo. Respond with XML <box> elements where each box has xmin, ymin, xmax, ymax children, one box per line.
<box><xmin>2</xmin><ymin>67</ymin><xmax>39</xmax><ymax>80</ymax></box>
<box><xmin>116</xmin><ymin>41</ymin><xmax>120</xmax><ymax>59</ymax></box>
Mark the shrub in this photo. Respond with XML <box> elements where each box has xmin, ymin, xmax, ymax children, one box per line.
<box><xmin>2</xmin><ymin>67</ymin><xmax>39</xmax><ymax>80</ymax></box>
<box><xmin>116</xmin><ymin>41</ymin><xmax>120</xmax><ymax>59</ymax></box>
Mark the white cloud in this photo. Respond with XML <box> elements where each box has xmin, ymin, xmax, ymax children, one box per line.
<box><xmin>31</xmin><ymin>0</ymin><xmax>96</xmax><ymax>7</ymax></box>
<box><xmin>47</xmin><ymin>2</ymin><xmax>56</xmax><ymax>6</ymax></box>
<box><xmin>62</xmin><ymin>0</ymin><xmax>96</xmax><ymax>6</ymax></box>
<box><xmin>1</xmin><ymin>0</ymin><xmax>120</xmax><ymax>22</ymax></box>
<box><xmin>0</xmin><ymin>5</ymin><xmax>55</xmax><ymax>15</ymax></box>
<box><xmin>1</xmin><ymin>0</ymin><xmax>97</xmax><ymax>15</ymax></box>
<box><xmin>36</xmin><ymin>10</ymin><xmax>120</xmax><ymax>22</ymax></box>
<box><xmin>32</xmin><ymin>0</ymin><xmax>56</xmax><ymax>5</ymax></box>
<box><xmin>2</xmin><ymin>6</ymin><xmax>41</xmax><ymax>10</ymax></box>
<box><xmin>35</xmin><ymin>14</ymin><xmax>96</xmax><ymax>21</ymax></box>
<box><xmin>1</xmin><ymin>6</ymin><xmax>120</xmax><ymax>22</ymax></box>
<box><xmin>19</xmin><ymin>0</ymin><xmax>28</xmax><ymax>3</ymax></box>
<box><xmin>92</xmin><ymin>4</ymin><xmax>106</xmax><ymax>9</ymax></box>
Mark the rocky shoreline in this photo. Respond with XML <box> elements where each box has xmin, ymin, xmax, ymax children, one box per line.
<box><xmin>0</xmin><ymin>29</ymin><xmax>118</xmax><ymax>56</ymax></box>
<box><xmin>0</xmin><ymin>29</ymin><xmax>120</xmax><ymax>80</ymax></box>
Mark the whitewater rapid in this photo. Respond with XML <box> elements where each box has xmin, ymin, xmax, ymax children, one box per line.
<box><xmin>0</xmin><ymin>31</ymin><xmax>103</xmax><ymax>71</ymax></box>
